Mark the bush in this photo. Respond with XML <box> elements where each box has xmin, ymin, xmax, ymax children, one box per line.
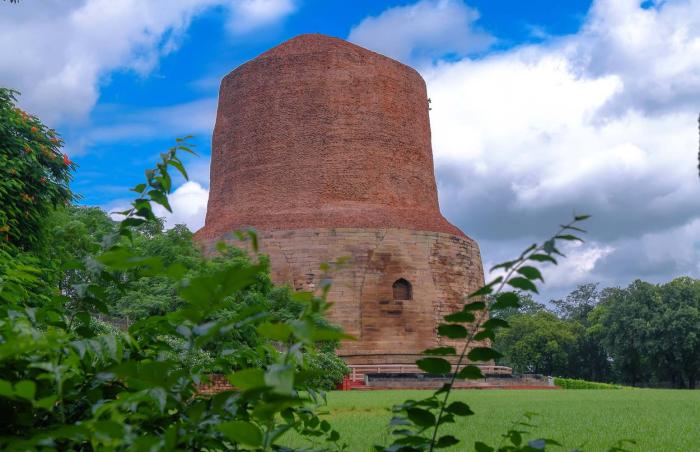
<box><xmin>554</xmin><ymin>377</ymin><xmax>625</xmax><ymax>389</ymax></box>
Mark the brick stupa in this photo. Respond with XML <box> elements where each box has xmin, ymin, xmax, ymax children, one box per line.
<box><xmin>196</xmin><ymin>34</ymin><xmax>485</xmax><ymax>365</ymax></box>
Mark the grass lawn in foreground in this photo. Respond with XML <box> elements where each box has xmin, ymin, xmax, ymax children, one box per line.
<box><xmin>291</xmin><ymin>389</ymin><xmax>700</xmax><ymax>451</ymax></box>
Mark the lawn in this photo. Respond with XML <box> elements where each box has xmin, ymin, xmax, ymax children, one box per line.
<box><xmin>290</xmin><ymin>389</ymin><xmax>700</xmax><ymax>451</ymax></box>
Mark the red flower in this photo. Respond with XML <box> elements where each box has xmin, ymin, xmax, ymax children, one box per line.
<box><xmin>30</xmin><ymin>126</ymin><xmax>38</xmax><ymax>133</ymax></box>
<box><xmin>63</xmin><ymin>154</ymin><xmax>72</xmax><ymax>166</ymax></box>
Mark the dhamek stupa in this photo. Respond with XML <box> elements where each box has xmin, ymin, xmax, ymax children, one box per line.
<box><xmin>196</xmin><ymin>34</ymin><xmax>485</xmax><ymax>365</ymax></box>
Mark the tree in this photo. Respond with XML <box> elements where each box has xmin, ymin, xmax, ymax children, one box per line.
<box><xmin>496</xmin><ymin>311</ymin><xmax>577</xmax><ymax>375</ymax></box>
<box><xmin>0</xmin><ymin>88</ymin><xmax>76</xmax><ymax>253</ymax></box>
<box><xmin>652</xmin><ymin>277</ymin><xmax>700</xmax><ymax>388</ymax></box>
<box><xmin>492</xmin><ymin>292</ymin><xmax>546</xmax><ymax>320</ymax></box>
<box><xmin>551</xmin><ymin>282</ymin><xmax>600</xmax><ymax>324</ymax></box>
<box><xmin>594</xmin><ymin>281</ymin><xmax>659</xmax><ymax>386</ymax></box>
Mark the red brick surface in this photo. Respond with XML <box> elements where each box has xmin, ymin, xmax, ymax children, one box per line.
<box><xmin>197</xmin><ymin>33</ymin><xmax>465</xmax><ymax>240</ymax></box>
<box><xmin>195</xmin><ymin>34</ymin><xmax>485</xmax><ymax>365</ymax></box>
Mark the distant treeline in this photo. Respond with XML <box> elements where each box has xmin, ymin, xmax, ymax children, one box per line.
<box><xmin>495</xmin><ymin>280</ymin><xmax>700</xmax><ymax>389</ymax></box>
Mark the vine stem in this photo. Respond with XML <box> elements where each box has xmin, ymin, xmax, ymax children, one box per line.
<box><xmin>427</xmin><ymin>222</ymin><xmax>575</xmax><ymax>451</ymax></box>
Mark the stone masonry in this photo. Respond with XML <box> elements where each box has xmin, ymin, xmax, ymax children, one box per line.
<box><xmin>195</xmin><ymin>34</ymin><xmax>486</xmax><ymax>365</ymax></box>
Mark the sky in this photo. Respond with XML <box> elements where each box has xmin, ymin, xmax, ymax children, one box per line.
<box><xmin>2</xmin><ymin>0</ymin><xmax>699</xmax><ymax>302</ymax></box>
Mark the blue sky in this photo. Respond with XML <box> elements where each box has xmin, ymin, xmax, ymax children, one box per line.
<box><xmin>3</xmin><ymin>0</ymin><xmax>700</xmax><ymax>301</ymax></box>
<box><xmin>65</xmin><ymin>0</ymin><xmax>592</xmax><ymax>208</ymax></box>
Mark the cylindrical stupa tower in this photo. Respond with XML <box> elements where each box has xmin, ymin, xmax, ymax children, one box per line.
<box><xmin>196</xmin><ymin>34</ymin><xmax>485</xmax><ymax>365</ymax></box>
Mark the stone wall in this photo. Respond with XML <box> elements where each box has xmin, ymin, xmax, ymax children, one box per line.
<box><xmin>205</xmin><ymin>227</ymin><xmax>486</xmax><ymax>364</ymax></box>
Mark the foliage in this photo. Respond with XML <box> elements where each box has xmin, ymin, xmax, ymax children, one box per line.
<box><xmin>0</xmin><ymin>88</ymin><xmax>76</xmax><ymax>252</ymax></box>
<box><xmin>497</xmin><ymin>312</ymin><xmax>577</xmax><ymax>375</ymax></box>
<box><xmin>595</xmin><ymin>277</ymin><xmax>700</xmax><ymax>388</ymax></box>
<box><xmin>0</xmin><ymin>100</ymin><xmax>632</xmax><ymax>449</ymax></box>
<box><xmin>375</xmin><ymin>216</ymin><xmax>594</xmax><ymax>452</ymax></box>
<box><xmin>0</xmin><ymin>139</ymin><xmax>349</xmax><ymax>450</ymax></box>
<box><xmin>496</xmin><ymin>276</ymin><xmax>700</xmax><ymax>388</ymax></box>
<box><xmin>553</xmin><ymin>378</ymin><xmax>623</xmax><ymax>390</ymax></box>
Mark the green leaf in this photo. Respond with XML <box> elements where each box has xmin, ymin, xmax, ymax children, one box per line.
<box><xmin>310</xmin><ymin>327</ymin><xmax>353</xmax><ymax>341</ymax></box>
<box><xmin>555</xmin><ymin>234</ymin><xmax>583</xmax><ymax>242</ymax></box>
<box><xmin>436</xmin><ymin>435</ymin><xmax>460</xmax><ymax>448</ymax></box>
<box><xmin>509</xmin><ymin>430</ymin><xmax>522</xmax><ymax>446</ymax></box>
<box><xmin>543</xmin><ymin>239</ymin><xmax>565</xmax><ymax>257</ymax></box>
<box><xmin>574</xmin><ymin>214</ymin><xmax>591</xmax><ymax>221</ymax></box>
<box><xmin>131</xmin><ymin>183</ymin><xmax>147</xmax><ymax>193</ymax></box>
<box><xmin>468</xmin><ymin>277</ymin><xmax>502</xmax><ymax>298</ymax></box>
<box><xmin>120</xmin><ymin>217</ymin><xmax>145</xmax><ymax>228</ymax></box>
<box><xmin>475</xmin><ymin>441</ymin><xmax>495</xmax><ymax>452</ymax></box>
<box><xmin>217</xmin><ymin>421</ymin><xmax>263</xmax><ymax>446</ymax></box>
<box><xmin>416</xmin><ymin>357</ymin><xmax>452</xmax><ymax>374</ymax></box>
<box><xmin>473</xmin><ymin>329</ymin><xmax>496</xmax><ymax>341</ymax></box>
<box><xmin>167</xmin><ymin>159</ymin><xmax>188</xmax><ymax>180</ymax></box>
<box><xmin>529</xmin><ymin>254</ymin><xmax>557</xmax><ymax>264</ymax></box>
<box><xmin>456</xmin><ymin>365</ymin><xmax>484</xmax><ymax>380</ymax></box>
<box><xmin>257</xmin><ymin>322</ymin><xmax>293</xmax><ymax>341</ymax></box>
<box><xmin>0</xmin><ymin>380</ymin><xmax>12</xmax><ymax>397</ymax></box>
<box><xmin>444</xmin><ymin>310</ymin><xmax>475</xmax><ymax>322</ymax></box>
<box><xmin>562</xmin><ymin>224</ymin><xmax>586</xmax><ymax>233</ymax></box>
<box><xmin>445</xmin><ymin>401</ymin><xmax>474</xmax><ymax>416</ymax></box>
<box><xmin>467</xmin><ymin>347</ymin><xmax>503</xmax><ymax>362</ymax></box>
<box><xmin>516</xmin><ymin>266</ymin><xmax>544</xmax><ymax>282</ymax></box>
<box><xmin>463</xmin><ymin>301</ymin><xmax>486</xmax><ymax>311</ymax></box>
<box><xmin>507</xmin><ymin>277</ymin><xmax>539</xmax><ymax>293</ymax></box>
<box><xmin>482</xmin><ymin>318</ymin><xmax>509</xmax><ymax>330</ymax></box>
<box><xmin>437</xmin><ymin>324</ymin><xmax>468</xmax><ymax>339</ymax></box>
<box><xmin>228</xmin><ymin>369</ymin><xmax>266</xmax><ymax>390</ymax></box>
<box><xmin>320</xmin><ymin>420</ymin><xmax>331</xmax><ymax>432</ymax></box>
<box><xmin>14</xmin><ymin>380</ymin><xmax>36</xmax><ymax>401</ymax></box>
<box><xmin>35</xmin><ymin>395</ymin><xmax>57</xmax><ymax>410</ymax></box>
<box><xmin>265</xmin><ymin>364</ymin><xmax>294</xmax><ymax>395</ymax></box>
<box><xmin>491</xmin><ymin>292</ymin><xmax>520</xmax><ymax>310</ymax></box>
<box><xmin>423</xmin><ymin>346</ymin><xmax>456</xmax><ymax>356</ymax></box>
<box><xmin>148</xmin><ymin>190</ymin><xmax>171</xmax><ymax>212</ymax></box>
<box><xmin>406</xmin><ymin>407</ymin><xmax>436</xmax><ymax>427</ymax></box>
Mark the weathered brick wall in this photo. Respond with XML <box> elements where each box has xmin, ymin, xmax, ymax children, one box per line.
<box><xmin>198</xmin><ymin>33</ymin><xmax>464</xmax><ymax>241</ymax></box>
<box><xmin>203</xmin><ymin>227</ymin><xmax>486</xmax><ymax>364</ymax></box>
<box><xmin>195</xmin><ymin>34</ymin><xmax>488</xmax><ymax>366</ymax></box>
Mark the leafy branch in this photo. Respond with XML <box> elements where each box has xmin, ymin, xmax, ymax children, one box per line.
<box><xmin>377</xmin><ymin>215</ymin><xmax>591</xmax><ymax>452</ymax></box>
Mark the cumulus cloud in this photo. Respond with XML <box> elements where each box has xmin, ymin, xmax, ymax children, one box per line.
<box><xmin>108</xmin><ymin>181</ymin><xmax>209</xmax><ymax>231</ymax></box>
<box><xmin>226</xmin><ymin>0</ymin><xmax>296</xmax><ymax>34</ymax></box>
<box><xmin>348</xmin><ymin>0</ymin><xmax>493</xmax><ymax>64</ymax></box>
<box><xmin>0</xmin><ymin>0</ymin><xmax>296</xmax><ymax>125</ymax></box>
<box><xmin>353</xmin><ymin>0</ymin><xmax>700</xmax><ymax>299</ymax></box>
<box><xmin>153</xmin><ymin>181</ymin><xmax>210</xmax><ymax>230</ymax></box>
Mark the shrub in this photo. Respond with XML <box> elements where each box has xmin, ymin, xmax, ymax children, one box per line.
<box><xmin>554</xmin><ymin>377</ymin><xmax>625</xmax><ymax>390</ymax></box>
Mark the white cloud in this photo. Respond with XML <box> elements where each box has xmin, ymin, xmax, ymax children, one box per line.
<box><xmin>541</xmin><ymin>242</ymin><xmax>615</xmax><ymax>289</ymax></box>
<box><xmin>153</xmin><ymin>181</ymin><xmax>210</xmax><ymax>230</ymax></box>
<box><xmin>353</xmin><ymin>0</ymin><xmax>700</xmax><ymax>296</ymax></box>
<box><xmin>348</xmin><ymin>0</ymin><xmax>493</xmax><ymax>65</ymax></box>
<box><xmin>226</xmin><ymin>0</ymin><xmax>296</xmax><ymax>34</ymax></box>
<box><xmin>107</xmin><ymin>181</ymin><xmax>209</xmax><ymax>231</ymax></box>
<box><xmin>0</xmin><ymin>0</ymin><xmax>296</xmax><ymax>125</ymax></box>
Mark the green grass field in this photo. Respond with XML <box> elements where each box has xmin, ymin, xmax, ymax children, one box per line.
<box><xmin>291</xmin><ymin>389</ymin><xmax>700</xmax><ymax>451</ymax></box>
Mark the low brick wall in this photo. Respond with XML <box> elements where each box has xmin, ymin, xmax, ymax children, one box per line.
<box><xmin>197</xmin><ymin>374</ymin><xmax>234</xmax><ymax>395</ymax></box>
